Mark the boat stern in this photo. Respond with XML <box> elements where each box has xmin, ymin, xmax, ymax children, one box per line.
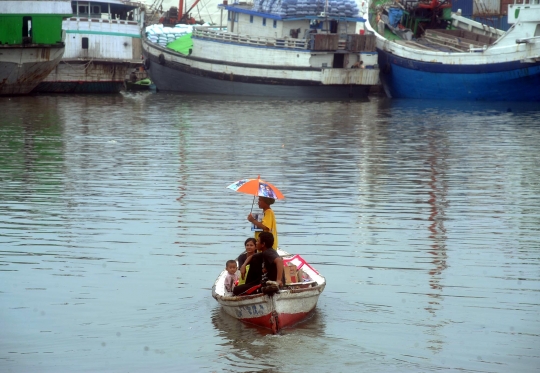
<box><xmin>321</xmin><ymin>64</ymin><xmax>379</xmax><ymax>85</ymax></box>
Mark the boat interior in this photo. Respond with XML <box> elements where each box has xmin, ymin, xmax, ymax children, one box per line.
<box><xmin>214</xmin><ymin>250</ymin><xmax>325</xmax><ymax>298</ymax></box>
<box><xmin>374</xmin><ymin>0</ymin><xmax>503</xmax><ymax>51</ymax></box>
<box><xmin>395</xmin><ymin>28</ymin><xmax>498</xmax><ymax>51</ymax></box>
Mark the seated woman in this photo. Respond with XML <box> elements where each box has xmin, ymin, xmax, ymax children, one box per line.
<box><xmin>237</xmin><ymin>238</ymin><xmax>257</xmax><ymax>285</ymax></box>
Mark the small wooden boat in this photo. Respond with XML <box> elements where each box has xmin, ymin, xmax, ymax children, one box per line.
<box><xmin>212</xmin><ymin>249</ymin><xmax>325</xmax><ymax>334</ymax></box>
<box><xmin>125</xmin><ymin>78</ymin><xmax>153</xmax><ymax>91</ymax></box>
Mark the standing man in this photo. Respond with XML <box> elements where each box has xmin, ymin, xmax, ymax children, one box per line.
<box><xmin>247</xmin><ymin>196</ymin><xmax>278</xmax><ymax>249</ymax></box>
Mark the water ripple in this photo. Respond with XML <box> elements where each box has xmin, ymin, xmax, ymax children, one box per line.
<box><xmin>0</xmin><ymin>94</ymin><xmax>539</xmax><ymax>372</ymax></box>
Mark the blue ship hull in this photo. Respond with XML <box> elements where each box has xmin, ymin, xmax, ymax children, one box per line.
<box><xmin>377</xmin><ymin>49</ymin><xmax>540</xmax><ymax>101</ymax></box>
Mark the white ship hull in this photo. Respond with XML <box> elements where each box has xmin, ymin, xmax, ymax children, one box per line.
<box><xmin>143</xmin><ymin>34</ymin><xmax>378</xmax><ymax>99</ymax></box>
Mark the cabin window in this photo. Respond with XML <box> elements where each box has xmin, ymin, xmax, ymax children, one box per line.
<box><xmin>92</xmin><ymin>5</ymin><xmax>100</xmax><ymax>15</ymax></box>
<box><xmin>250</xmin><ymin>15</ymin><xmax>253</xmax><ymax>23</ymax></box>
<box><xmin>273</xmin><ymin>20</ymin><xmax>277</xmax><ymax>28</ymax></box>
<box><xmin>78</xmin><ymin>4</ymin><xmax>89</xmax><ymax>15</ymax></box>
<box><xmin>227</xmin><ymin>12</ymin><xmax>239</xmax><ymax>22</ymax></box>
<box><xmin>82</xmin><ymin>37</ymin><xmax>89</xmax><ymax>49</ymax></box>
<box><xmin>330</xmin><ymin>20</ymin><xmax>338</xmax><ymax>33</ymax></box>
<box><xmin>228</xmin><ymin>12</ymin><xmax>239</xmax><ymax>22</ymax></box>
<box><xmin>535</xmin><ymin>25</ymin><xmax>540</xmax><ymax>37</ymax></box>
<box><xmin>22</xmin><ymin>16</ymin><xmax>32</xmax><ymax>38</ymax></box>
<box><xmin>263</xmin><ymin>18</ymin><xmax>266</xmax><ymax>26</ymax></box>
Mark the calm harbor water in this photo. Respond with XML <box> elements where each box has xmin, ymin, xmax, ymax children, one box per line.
<box><xmin>0</xmin><ymin>92</ymin><xmax>539</xmax><ymax>373</ymax></box>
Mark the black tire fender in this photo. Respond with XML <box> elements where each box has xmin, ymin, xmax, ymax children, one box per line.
<box><xmin>144</xmin><ymin>58</ymin><xmax>151</xmax><ymax>70</ymax></box>
<box><xmin>158</xmin><ymin>53</ymin><xmax>165</xmax><ymax>65</ymax></box>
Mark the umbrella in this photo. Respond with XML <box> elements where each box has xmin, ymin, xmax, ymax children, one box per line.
<box><xmin>227</xmin><ymin>175</ymin><xmax>284</xmax><ymax>211</ymax></box>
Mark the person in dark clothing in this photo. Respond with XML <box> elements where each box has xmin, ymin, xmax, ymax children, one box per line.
<box><xmin>261</xmin><ymin>241</ymin><xmax>283</xmax><ymax>285</ymax></box>
<box><xmin>232</xmin><ymin>252</ymin><xmax>264</xmax><ymax>295</ymax></box>
<box><xmin>233</xmin><ymin>232</ymin><xmax>284</xmax><ymax>295</ymax></box>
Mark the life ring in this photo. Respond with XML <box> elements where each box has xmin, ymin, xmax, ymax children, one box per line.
<box><xmin>144</xmin><ymin>58</ymin><xmax>151</xmax><ymax>70</ymax></box>
<box><xmin>158</xmin><ymin>53</ymin><xmax>165</xmax><ymax>65</ymax></box>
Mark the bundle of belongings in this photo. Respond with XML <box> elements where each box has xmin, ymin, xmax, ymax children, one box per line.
<box><xmin>282</xmin><ymin>254</ymin><xmax>315</xmax><ymax>286</ymax></box>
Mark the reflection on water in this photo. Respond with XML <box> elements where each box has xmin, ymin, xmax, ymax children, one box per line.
<box><xmin>0</xmin><ymin>93</ymin><xmax>539</xmax><ymax>372</ymax></box>
<box><xmin>210</xmin><ymin>308</ymin><xmax>327</xmax><ymax>372</ymax></box>
<box><xmin>424</xmin><ymin>129</ymin><xmax>449</xmax><ymax>354</ymax></box>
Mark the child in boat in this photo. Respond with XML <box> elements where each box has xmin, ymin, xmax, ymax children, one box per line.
<box><xmin>224</xmin><ymin>260</ymin><xmax>238</xmax><ymax>293</ymax></box>
<box><xmin>247</xmin><ymin>196</ymin><xmax>278</xmax><ymax>249</ymax></box>
<box><xmin>237</xmin><ymin>237</ymin><xmax>256</xmax><ymax>285</ymax></box>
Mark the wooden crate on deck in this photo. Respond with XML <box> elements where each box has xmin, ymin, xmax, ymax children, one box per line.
<box><xmin>310</xmin><ymin>33</ymin><xmax>339</xmax><ymax>50</ymax></box>
<box><xmin>346</xmin><ymin>34</ymin><xmax>377</xmax><ymax>52</ymax></box>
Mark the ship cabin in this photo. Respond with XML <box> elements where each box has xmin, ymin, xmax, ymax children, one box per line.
<box><xmin>208</xmin><ymin>0</ymin><xmax>377</xmax><ymax>69</ymax></box>
<box><xmin>63</xmin><ymin>0</ymin><xmax>145</xmax><ymax>60</ymax></box>
<box><xmin>0</xmin><ymin>1</ymin><xmax>71</xmax><ymax>46</ymax></box>
<box><xmin>68</xmin><ymin>0</ymin><xmax>144</xmax><ymax>23</ymax></box>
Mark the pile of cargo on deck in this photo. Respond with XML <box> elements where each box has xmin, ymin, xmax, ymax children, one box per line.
<box><xmin>252</xmin><ymin>0</ymin><xmax>361</xmax><ymax>18</ymax></box>
<box><xmin>145</xmin><ymin>23</ymin><xmax>194</xmax><ymax>46</ymax></box>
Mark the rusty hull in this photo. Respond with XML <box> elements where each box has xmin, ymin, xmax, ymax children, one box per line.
<box><xmin>0</xmin><ymin>44</ymin><xmax>65</xmax><ymax>96</ymax></box>
<box><xmin>34</xmin><ymin>59</ymin><xmax>142</xmax><ymax>93</ymax></box>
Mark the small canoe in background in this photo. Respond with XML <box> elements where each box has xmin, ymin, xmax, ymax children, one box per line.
<box><xmin>125</xmin><ymin>78</ymin><xmax>153</xmax><ymax>91</ymax></box>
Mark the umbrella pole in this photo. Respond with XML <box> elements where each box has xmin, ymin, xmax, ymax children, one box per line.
<box><xmin>250</xmin><ymin>195</ymin><xmax>256</xmax><ymax>213</ymax></box>
<box><xmin>251</xmin><ymin>176</ymin><xmax>260</xmax><ymax>213</ymax></box>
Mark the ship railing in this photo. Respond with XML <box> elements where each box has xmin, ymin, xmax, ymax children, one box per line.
<box><xmin>193</xmin><ymin>27</ymin><xmax>308</xmax><ymax>49</ymax></box>
<box><xmin>67</xmin><ymin>16</ymin><xmax>139</xmax><ymax>26</ymax></box>
<box><xmin>516</xmin><ymin>36</ymin><xmax>540</xmax><ymax>44</ymax></box>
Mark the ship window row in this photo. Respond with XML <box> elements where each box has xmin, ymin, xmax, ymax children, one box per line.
<box><xmin>228</xmin><ymin>12</ymin><xmax>277</xmax><ymax>27</ymax></box>
<box><xmin>71</xmin><ymin>1</ymin><xmax>136</xmax><ymax>21</ymax></box>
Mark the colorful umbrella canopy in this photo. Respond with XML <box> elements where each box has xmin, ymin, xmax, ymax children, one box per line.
<box><xmin>227</xmin><ymin>176</ymin><xmax>285</xmax><ymax>200</ymax></box>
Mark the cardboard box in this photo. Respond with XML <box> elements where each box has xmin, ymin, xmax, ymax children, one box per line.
<box><xmin>283</xmin><ymin>264</ymin><xmax>298</xmax><ymax>285</ymax></box>
<box><xmin>296</xmin><ymin>268</ymin><xmax>304</xmax><ymax>283</ymax></box>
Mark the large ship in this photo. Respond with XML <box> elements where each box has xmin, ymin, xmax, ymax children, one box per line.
<box><xmin>142</xmin><ymin>0</ymin><xmax>380</xmax><ymax>100</ymax></box>
<box><xmin>365</xmin><ymin>0</ymin><xmax>540</xmax><ymax>101</ymax></box>
<box><xmin>34</xmin><ymin>0</ymin><xmax>146</xmax><ymax>93</ymax></box>
<box><xmin>0</xmin><ymin>0</ymin><xmax>72</xmax><ymax>96</ymax></box>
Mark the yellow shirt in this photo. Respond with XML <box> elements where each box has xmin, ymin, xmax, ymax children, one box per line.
<box><xmin>255</xmin><ymin>208</ymin><xmax>278</xmax><ymax>249</ymax></box>
<box><xmin>238</xmin><ymin>264</ymin><xmax>250</xmax><ymax>285</ymax></box>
